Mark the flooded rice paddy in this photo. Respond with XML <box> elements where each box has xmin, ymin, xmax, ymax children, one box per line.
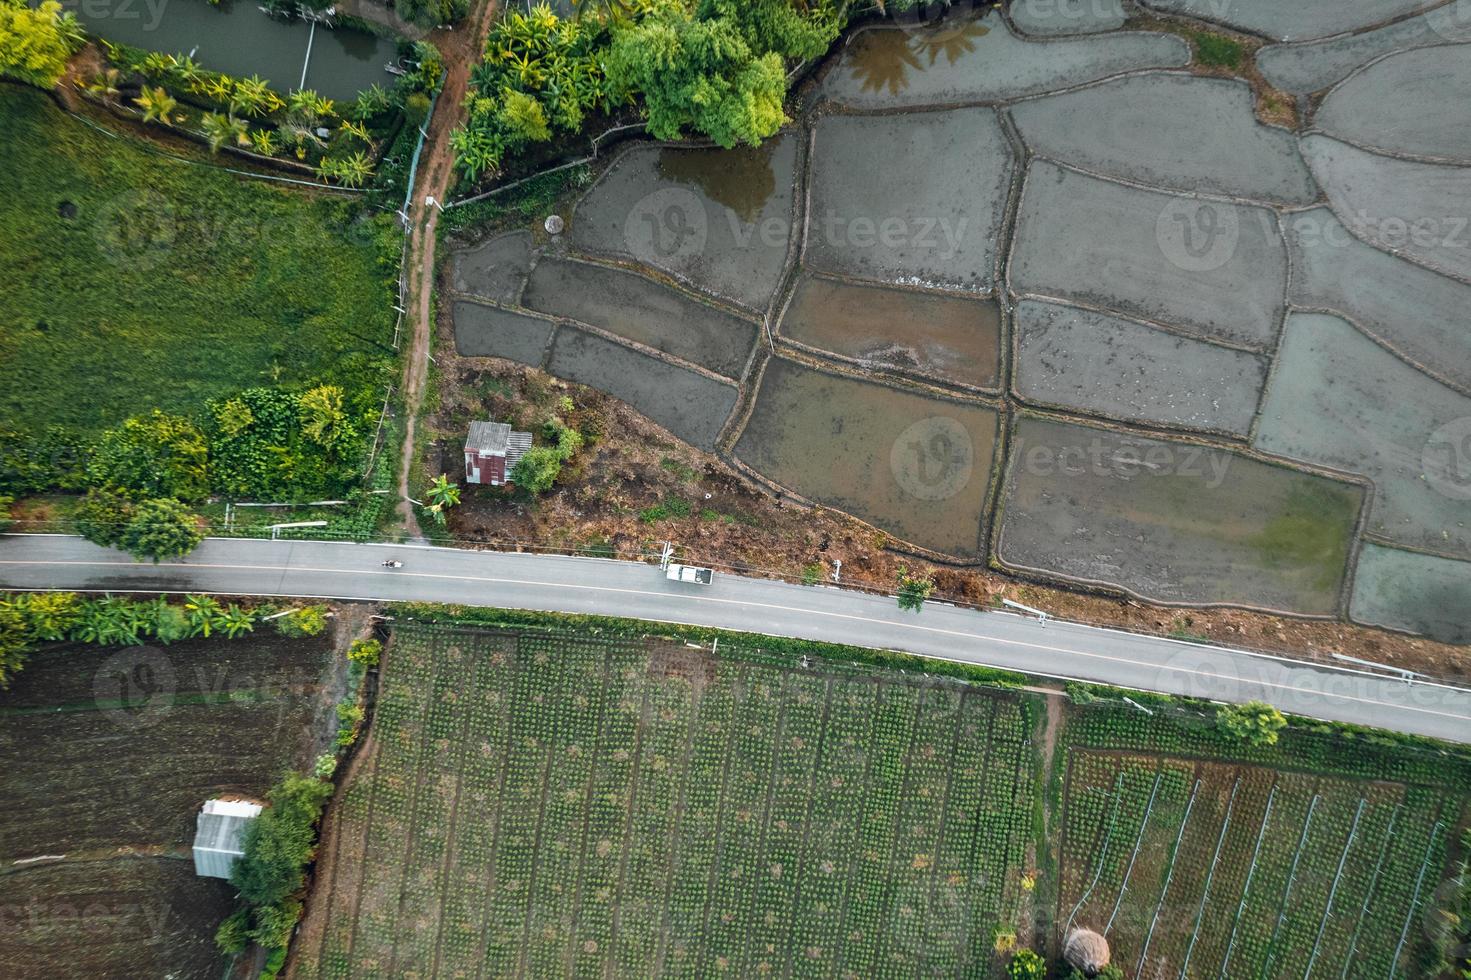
<box><xmin>546</xmin><ymin>328</ymin><xmax>737</xmax><ymax>452</ymax></box>
<box><xmin>447</xmin><ymin>5</ymin><xmax>1471</xmax><ymax>637</ymax></box>
<box><xmin>998</xmin><ymin>416</ymin><xmax>1362</xmax><ymax>614</ymax></box>
<box><xmin>569</xmin><ymin>137</ymin><xmax>798</xmax><ymax>312</ymax></box>
<box><xmin>733</xmin><ymin>358</ymin><xmax>999</xmax><ymax>556</ymax></box>
<box><xmin>1012</xmin><ymin>300</ymin><xmax>1266</xmax><ymax>436</ymax></box>
<box><xmin>1253</xmin><ymin>313</ymin><xmax>1471</xmax><ymax>559</ymax></box>
<box><xmin>780</xmin><ymin>275</ymin><xmax>1001</xmax><ymax>390</ymax></box>
<box><xmin>452</xmin><ymin>301</ymin><xmax>553</xmax><ymax>365</ymax></box>
<box><xmin>1352</xmin><ymin>542</ymin><xmax>1471</xmax><ymax>644</ymax></box>
<box><xmin>521</xmin><ymin>257</ymin><xmax>759</xmax><ymax>378</ymax></box>
<box><xmin>805</xmin><ymin>108</ymin><xmax>1012</xmax><ymax>292</ymax></box>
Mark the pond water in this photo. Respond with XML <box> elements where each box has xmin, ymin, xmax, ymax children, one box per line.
<box><xmin>66</xmin><ymin>0</ymin><xmax>399</xmax><ymax>101</ymax></box>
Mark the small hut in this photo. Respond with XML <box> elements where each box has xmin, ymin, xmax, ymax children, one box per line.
<box><xmin>464</xmin><ymin>420</ymin><xmax>532</xmax><ymax>487</ymax></box>
<box><xmin>1063</xmin><ymin>928</ymin><xmax>1111</xmax><ymax>977</ymax></box>
<box><xmin>192</xmin><ymin>799</ymin><xmax>262</xmax><ymax>879</ymax></box>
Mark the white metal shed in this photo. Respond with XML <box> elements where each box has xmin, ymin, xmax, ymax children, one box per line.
<box><xmin>192</xmin><ymin>799</ymin><xmax>262</xmax><ymax>879</ymax></box>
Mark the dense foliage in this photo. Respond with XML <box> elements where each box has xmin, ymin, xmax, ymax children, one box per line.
<box><xmin>0</xmin><ymin>592</ymin><xmax>265</xmax><ymax>687</ymax></box>
<box><xmin>453</xmin><ymin>0</ymin><xmax>852</xmax><ymax>182</ymax></box>
<box><xmin>220</xmin><ymin>772</ymin><xmax>335</xmax><ymax>951</ymax></box>
<box><xmin>1217</xmin><ymin>699</ymin><xmax>1288</xmax><ymax>747</ymax></box>
<box><xmin>0</xmin><ymin>0</ymin><xmax>82</xmax><ymax>89</ymax></box>
<box><xmin>97</xmin><ymin>38</ymin><xmax>442</xmax><ymax>183</ymax></box>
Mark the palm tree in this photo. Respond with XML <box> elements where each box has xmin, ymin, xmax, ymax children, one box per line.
<box><xmin>88</xmin><ymin>68</ymin><xmax>122</xmax><ymax>106</ymax></box>
<box><xmin>135</xmin><ymin>86</ymin><xmax>178</xmax><ymax>125</ymax></box>
<box><xmin>230</xmin><ymin>74</ymin><xmax>275</xmax><ymax>118</ymax></box>
<box><xmin>166</xmin><ymin>53</ymin><xmax>203</xmax><ymax>88</ymax></box>
<box><xmin>201</xmin><ymin>112</ymin><xmax>249</xmax><ymax>152</ymax></box>
<box><xmin>426</xmin><ymin>474</ymin><xmax>461</xmax><ymax>510</ymax></box>
<box><xmin>288</xmin><ymin>89</ymin><xmax>334</xmax><ymax>126</ymax></box>
<box><xmin>331</xmin><ymin>151</ymin><xmax>374</xmax><ymax>188</ymax></box>
<box><xmin>337</xmin><ymin>118</ymin><xmax>372</xmax><ymax>145</ymax></box>
<box><xmin>249</xmin><ymin>128</ymin><xmax>278</xmax><ymax>156</ymax></box>
<box><xmin>220</xmin><ymin>605</ymin><xmax>256</xmax><ymax>639</ymax></box>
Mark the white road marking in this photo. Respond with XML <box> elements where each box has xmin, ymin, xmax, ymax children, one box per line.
<box><xmin>5</xmin><ymin>557</ymin><xmax>1468</xmax><ymax>724</ymax></box>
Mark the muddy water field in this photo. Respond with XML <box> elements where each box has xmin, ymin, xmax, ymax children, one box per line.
<box><xmin>440</xmin><ymin>3</ymin><xmax>1471</xmax><ymax>645</ymax></box>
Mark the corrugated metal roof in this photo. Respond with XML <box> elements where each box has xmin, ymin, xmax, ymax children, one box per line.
<box><xmin>466</xmin><ymin>421</ymin><xmax>511</xmax><ymax>454</ymax></box>
<box><xmin>505</xmin><ymin>430</ymin><xmax>533</xmax><ymax>470</ymax></box>
<box><xmin>192</xmin><ymin>800</ymin><xmax>261</xmax><ymax>879</ymax></box>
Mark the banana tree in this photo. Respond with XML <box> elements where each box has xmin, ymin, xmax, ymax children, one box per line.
<box><xmin>184</xmin><ymin>594</ymin><xmax>224</xmax><ymax>637</ymax></box>
<box><xmin>426</xmin><ymin>474</ymin><xmax>461</xmax><ymax>510</ymax></box>
<box><xmin>220</xmin><ymin>605</ymin><xmax>256</xmax><ymax>639</ymax></box>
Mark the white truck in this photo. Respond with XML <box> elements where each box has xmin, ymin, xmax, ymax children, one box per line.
<box><xmin>665</xmin><ymin>563</ymin><xmax>714</xmax><ymax>585</ymax></box>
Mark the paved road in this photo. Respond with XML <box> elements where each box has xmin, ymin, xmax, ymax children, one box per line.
<box><xmin>2</xmin><ymin>535</ymin><xmax>1468</xmax><ymax>742</ymax></box>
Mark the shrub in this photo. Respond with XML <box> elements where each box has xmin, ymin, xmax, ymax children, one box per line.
<box><xmin>86</xmin><ymin>410</ymin><xmax>209</xmax><ymax>502</ymax></box>
<box><xmin>0</xmin><ymin>0</ymin><xmax>82</xmax><ymax>89</ymax></box>
<box><xmin>1193</xmin><ymin>30</ymin><xmax>1244</xmax><ymax>69</ymax></box>
<box><xmin>1007</xmin><ymin>949</ymin><xmax>1045</xmax><ymax>980</ymax></box>
<box><xmin>896</xmin><ymin>564</ymin><xmax>934</xmax><ymax>612</ymax></box>
<box><xmin>347</xmin><ymin>638</ymin><xmax>382</xmax><ymax>668</ymax></box>
<box><xmin>275</xmin><ymin>605</ymin><xmax>329</xmax><ymax>637</ymax></box>
<box><xmin>225</xmin><ymin>772</ymin><xmax>334</xmax><ymax>950</ymax></box>
<box><xmin>1218</xmin><ymin>699</ymin><xmax>1288</xmax><ymax>746</ymax></box>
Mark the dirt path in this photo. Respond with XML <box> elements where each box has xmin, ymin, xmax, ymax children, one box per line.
<box><xmin>393</xmin><ymin>0</ymin><xmax>501</xmax><ymax>539</ymax></box>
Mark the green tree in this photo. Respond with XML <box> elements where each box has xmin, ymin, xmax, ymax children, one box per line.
<box><xmin>220</xmin><ymin>604</ymin><xmax>256</xmax><ymax>638</ymax></box>
<box><xmin>117</xmin><ymin>498</ymin><xmax>203</xmax><ymax>562</ymax></box>
<box><xmin>184</xmin><ymin>594</ymin><xmax>225</xmax><ymax>637</ymax></box>
<box><xmin>0</xmin><ymin>0</ymin><xmax>82</xmax><ymax>89</ymax></box>
<box><xmin>298</xmin><ymin>384</ymin><xmax>352</xmax><ymax>450</ymax></box>
<box><xmin>606</xmin><ymin>9</ymin><xmax>787</xmax><ymax>147</ymax></box>
<box><xmin>0</xmin><ymin>602</ymin><xmax>33</xmax><ymax>688</ymax></box>
<box><xmin>87</xmin><ymin>411</ymin><xmax>210</xmax><ymax>502</ymax></box>
<box><xmin>509</xmin><ymin>445</ymin><xmax>563</xmax><ymax>494</ymax></box>
<box><xmin>0</xmin><ymin>493</ymin><xmax>11</xmax><ymax>533</ymax></box>
<box><xmin>149</xmin><ymin>598</ymin><xmax>191</xmax><ymax>643</ymax></box>
<box><xmin>1217</xmin><ymin>699</ymin><xmax>1288</xmax><ymax>747</ymax></box>
<box><xmin>402</xmin><ymin>90</ymin><xmax>432</xmax><ymax>127</ymax></box>
<box><xmin>231</xmin><ymin>773</ymin><xmax>333</xmax><ymax>907</ymax></box>
<box><xmin>201</xmin><ymin>111</ymin><xmax>249</xmax><ymax>152</ymax></box>
<box><xmin>1007</xmin><ymin>949</ymin><xmax>1045</xmax><ymax>980</ymax></box>
<box><xmin>896</xmin><ymin>564</ymin><xmax>934</xmax><ymax>612</ymax></box>
<box><xmin>75</xmin><ymin>488</ymin><xmax>135</xmax><ymax>549</ymax></box>
<box><xmin>347</xmin><ymin>638</ymin><xmax>382</xmax><ymax>668</ymax></box>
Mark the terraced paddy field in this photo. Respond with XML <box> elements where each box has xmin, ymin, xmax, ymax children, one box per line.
<box><xmin>997</xmin><ymin>416</ymin><xmax>1362</xmax><ymax>613</ymax></box>
<box><xmin>443</xmin><ymin>4</ymin><xmax>1471</xmax><ymax>641</ymax></box>
<box><xmin>779</xmin><ymin>275</ymin><xmax>1002</xmax><ymax>390</ymax></box>
<box><xmin>293</xmin><ymin>624</ymin><xmax>1043</xmax><ymax>979</ymax></box>
<box><xmin>291</xmin><ymin>623</ymin><xmax>1470</xmax><ymax>978</ymax></box>
<box><xmin>734</xmin><ymin>358</ymin><xmax>1000</xmax><ymax>557</ymax></box>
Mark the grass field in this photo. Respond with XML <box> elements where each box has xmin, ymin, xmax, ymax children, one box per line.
<box><xmin>0</xmin><ymin>86</ymin><xmax>398</xmax><ymax>436</ymax></box>
<box><xmin>293</xmin><ymin>622</ymin><xmax>1470</xmax><ymax>979</ymax></box>
<box><xmin>0</xmin><ymin>631</ymin><xmax>336</xmax><ymax>978</ymax></box>
<box><xmin>294</xmin><ymin>625</ymin><xmax>1043</xmax><ymax>978</ymax></box>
